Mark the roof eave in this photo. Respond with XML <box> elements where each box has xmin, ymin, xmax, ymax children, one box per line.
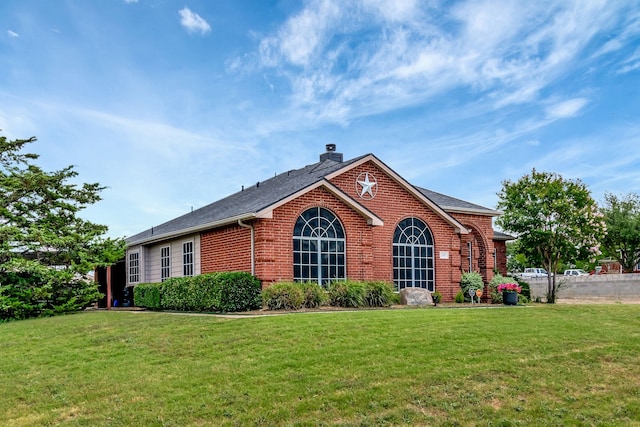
<box><xmin>326</xmin><ymin>154</ymin><xmax>469</xmax><ymax>234</ymax></box>
<box><xmin>443</xmin><ymin>207</ymin><xmax>502</xmax><ymax>217</ymax></box>
<box><xmin>255</xmin><ymin>179</ymin><xmax>384</xmax><ymax>226</ymax></box>
<box><xmin>127</xmin><ymin>213</ymin><xmax>257</xmax><ymax>246</ymax></box>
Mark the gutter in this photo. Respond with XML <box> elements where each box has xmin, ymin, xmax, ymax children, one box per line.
<box><xmin>126</xmin><ymin>213</ymin><xmax>257</xmax><ymax>246</ymax></box>
<box><xmin>237</xmin><ymin>219</ymin><xmax>255</xmax><ymax>276</ymax></box>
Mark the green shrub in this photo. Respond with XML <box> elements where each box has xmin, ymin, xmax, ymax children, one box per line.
<box><xmin>133</xmin><ymin>272</ymin><xmax>261</xmax><ymax>313</ymax></box>
<box><xmin>299</xmin><ymin>282</ymin><xmax>328</xmax><ymax>308</ymax></box>
<box><xmin>459</xmin><ymin>272</ymin><xmax>484</xmax><ymax>302</ymax></box>
<box><xmin>189</xmin><ymin>273</ymin><xmax>220</xmax><ymax>311</ymax></box>
<box><xmin>328</xmin><ymin>280</ymin><xmax>365</xmax><ymax>308</ymax></box>
<box><xmin>160</xmin><ymin>277</ymin><xmax>192</xmax><ymax>311</ymax></box>
<box><xmin>211</xmin><ymin>272</ymin><xmax>262</xmax><ymax>312</ymax></box>
<box><xmin>389</xmin><ymin>291</ymin><xmax>401</xmax><ymax>305</ymax></box>
<box><xmin>262</xmin><ymin>283</ymin><xmax>304</xmax><ymax>310</ymax></box>
<box><xmin>133</xmin><ymin>282</ymin><xmax>162</xmax><ymax>310</ymax></box>
<box><xmin>513</xmin><ymin>276</ymin><xmax>531</xmax><ymax>300</ymax></box>
<box><xmin>487</xmin><ymin>274</ymin><xmax>531</xmax><ymax>304</ymax></box>
<box><xmin>455</xmin><ymin>291</ymin><xmax>464</xmax><ymax>303</ymax></box>
<box><xmin>432</xmin><ymin>290</ymin><xmax>442</xmax><ymax>304</ymax></box>
<box><xmin>363</xmin><ymin>281</ymin><xmax>395</xmax><ymax>307</ymax></box>
<box><xmin>0</xmin><ymin>270</ymin><xmax>102</xmax><ymax>322</ymax></box>
<box><xmin>488</xmin><ymin>273</ymin><xmax>510</xmax><ymax>304</ymax></box>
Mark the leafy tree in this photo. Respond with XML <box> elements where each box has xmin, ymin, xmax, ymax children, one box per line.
<box><xmin>496</xmin><ymin>169</ymin><xmax>605</xmax><ymax>303</ymax></box>
<box><xmin>0</xmin><ymin>134</ymin><xmax>124</xmax><ymax>321</ymax></box>
<box><xmin>505</xmin><ymin>240</ymin><xmax>528</xmax><ymax>274</ymax></box>
<box><xmin>601</xmin><ymin>192</ymin><xmax>640</xmax><ymax>273</ymax></box>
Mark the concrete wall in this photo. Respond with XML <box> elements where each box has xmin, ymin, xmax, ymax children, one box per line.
<box><xmin>525</xmin><ymin>274</ymin><xmax>640</xmax><ymax>301</ymax></box>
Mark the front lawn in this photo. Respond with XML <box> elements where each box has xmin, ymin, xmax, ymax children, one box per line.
<box><xmin>1</xmin><ymin>305</ymin><xmax>639</xmax><ymax>426</ymax></box>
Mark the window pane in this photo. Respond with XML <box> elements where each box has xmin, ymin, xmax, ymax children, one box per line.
<box><xmin>292</xmin><ymin>208</ymin><xmax>346</xmax><ymax>286</ymax></box>
<box><xmin>393</xmin><ymin>217</ymin><xmax>434</xmax><ymax>291</ymax></box>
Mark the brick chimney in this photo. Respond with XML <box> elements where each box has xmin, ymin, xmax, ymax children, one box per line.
<box><xmin>319</xmin><ymin>144</ymin><xmax>343</xmax><ymax>162</ymax></box>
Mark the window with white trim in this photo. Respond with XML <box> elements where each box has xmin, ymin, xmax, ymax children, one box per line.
<box><xmin>128</xmin><ymin>251</ymin><xmax>140</xmax><ymax>284</ymax></box>
<box><xmin>393</xmin><ymin>217</ymin><xmax>434</xmax><ymax>291</ymax></box>
<box><xmin>183</xmin><ymin>241</ymin><xmax>194</xmax><ymax>277</ymax></box>
<box><xmin>160</xmin><ymin>246</ymin><xmax>171</xmax><ymax>281</ymax></box>
<box><xmin>293</xmin><ymin>207</ymin><xmax>345</xmax><ymax>287</ymax></box>
<box><xmin>468</xmin><ymin>241</ymin><xmax>473</xmax><ymax>272</ymax></box>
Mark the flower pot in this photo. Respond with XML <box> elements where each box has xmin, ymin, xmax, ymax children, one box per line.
<box><xmin>503</xmin><ymin>291</ymin><xmax>518</xmax><ymax>305</ymax></box>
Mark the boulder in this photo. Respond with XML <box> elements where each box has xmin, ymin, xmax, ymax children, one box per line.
<box><xmin>399</xmin><ymin>288</ymin><xmax>433</xmax><ymax>306</ymax></box>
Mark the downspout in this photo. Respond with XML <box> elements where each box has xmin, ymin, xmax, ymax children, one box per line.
<box><xmin>238</xmin><ymin>219</ymin><xmax>255</xmax><ymax>276</ymax></box>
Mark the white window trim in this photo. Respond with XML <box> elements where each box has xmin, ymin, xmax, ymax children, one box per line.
<box><xmin>160</xmin><ymin>245</ymin><xmax>171</xmax><ymax>282</ymax></box>
<box><xmin>182</xmin><ymin>240</ymin><xmax>194</xmax><ymax>277</ymax></box>
<box><xmin>128</xmin><ymin>250</ymin><xmax>140</xmax><ymax>284</ymax></box>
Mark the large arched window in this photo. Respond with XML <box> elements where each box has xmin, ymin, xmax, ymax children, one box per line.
<box><xmin>293</xmin><ymin>207</ymin><xmax>346</xmax><ymax>286</ymax></box>
<box><xmin>393</xmin><ymin>217</ymin><xmax>434</xmax><ymax>291</ymax></box>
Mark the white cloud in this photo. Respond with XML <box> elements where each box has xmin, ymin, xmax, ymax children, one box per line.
<box><xmin>250</xmin><ymin>0</ymin><xmax>620</xmax><ymax>126</ymax></box>
<box><xmin>545</xmin><ymin>98</ymin><xmax>588</xmax><ymax>119</ymax></box>
<box><xmin>617</xmin><ymin>48</ymin><xmax>640</xmax><ymax>74</ymax></box>
<box><xmin>365</xmin><ymin>0</ymin><xmax>420</xmax><ymax>22</ymax></box>
<box><xmin>261</xmin><ymin>0</ymin><xmax>340</xmax><ymax>67</ymax></box>
<box><xmin>7</xmin><ymin>30</ymin><xmax>19</xmax><ymax>38</ymax></box>
<box><xmin>124</xmin><ymin>0</ymin><xmax>138</xmax><ymax>3</ymax></box>
<box><xmin>178</xmin><ymin>7</ymin><xmax>211</xmax><ymax>35</ymax></box>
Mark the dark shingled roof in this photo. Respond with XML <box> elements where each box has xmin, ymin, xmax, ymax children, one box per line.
<box><xmin>127</xmin><ymin>153</ymin><xmax>500</xmax><ymax>245</ymax></box>
<box><xmin>416</xmin><ymin>187</ymin><xmax>498</xmax><ymax>215</ymax></box>
<box><xmin>493</xmin><ymin>230</ymin><xmax>517</xmax><ymax>241</ymax></box>
<box><xmin>126</xmin><ymin>155</ymin><xmax>368</xmax><ymax>244</ymax></box>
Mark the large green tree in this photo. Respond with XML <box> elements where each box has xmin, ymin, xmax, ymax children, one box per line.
<box><xmin>601</xmin><ymin>192</ymin><xmax>640</xmax><ymax>273</ymax></box>
<box><xmin>496</xmin><ymin>169</ymin><xmax>605</xmax><ymax>303</ymax></box>
<box><xmin>0</xmin><ymin>134</ymin><xmax>124</xmax><ymax>320</ymax></box>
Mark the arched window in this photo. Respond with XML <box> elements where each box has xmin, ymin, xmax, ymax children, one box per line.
<box><xmin>393</xmin><ymin>217</ymin><xmax>434</xmax><ymax>291</ymax></box>
<box><xmin>293</xmin><ymin>207</ymin><xmax>346</xmax><ymax>286</ymax></box>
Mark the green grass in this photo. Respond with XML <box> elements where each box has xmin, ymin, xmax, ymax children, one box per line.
<box><xmin>2</xmin><ymin>305</ymin><xmax>640</xmax><ymax>426</ymax></box>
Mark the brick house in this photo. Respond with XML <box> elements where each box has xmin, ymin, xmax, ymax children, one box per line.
<box><xmin>125</xmin><ymin>145</ymin><xmax>510</xmax><ymax>302</ymax></box>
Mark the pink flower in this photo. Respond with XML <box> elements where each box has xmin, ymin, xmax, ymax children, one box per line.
<box><xmin>498</xmin><ymin>283</ymin><xmax>522</xmax><ymax>293</ymax></box>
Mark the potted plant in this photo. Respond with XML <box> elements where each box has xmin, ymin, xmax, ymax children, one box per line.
<box><xmin>497</xmin><ymin>283</ymin><xmax>522</xmax><ymax>305</ymax></box>
<box><xmin>431</xmin><ymin>291</ymin><xmax>442</xmax><ymax>306</ymax></box>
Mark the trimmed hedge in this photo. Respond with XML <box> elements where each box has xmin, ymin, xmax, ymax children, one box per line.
<box><xmin>133</xmin><ymin>272</ymin><xmax>261</xmax><ymax>313</ymax></box>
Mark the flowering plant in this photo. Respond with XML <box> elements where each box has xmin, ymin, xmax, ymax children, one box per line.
<box><xmin>497</xmin><ymin>283</ymin><xmax>522</xmax><ymax>293</ymax></box>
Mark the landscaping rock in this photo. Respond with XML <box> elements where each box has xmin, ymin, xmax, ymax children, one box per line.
<box><xmin>399</xmin><ymin>288</ymin><xmax>433</xmax><ymax>306</ymax></box>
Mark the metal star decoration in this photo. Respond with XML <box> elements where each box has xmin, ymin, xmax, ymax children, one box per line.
<box><xmin>357</xmin><ymin>172</ymin><xmax>377</xmax><ymax>199</ymax></box>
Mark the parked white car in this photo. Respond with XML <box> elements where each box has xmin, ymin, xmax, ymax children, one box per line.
<box><xmin>563</xmin><ymin>269</ymin><xmax>589</xmax><ymax>276</ymax></box>
<box><xmin>520</xmin><ymin>268</ymin><xmax>549</xmax><ymax>278</ymax></box>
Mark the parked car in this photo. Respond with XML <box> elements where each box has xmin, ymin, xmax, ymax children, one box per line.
<box><xmin>563</xmin><ymin>269</ymin><xmax>588</xmax><ymax>276</ymax></box>
<box><xmin>520</xmin><ymin>268</ymin><xmax>549</xmax><ymax>278</ymax></box>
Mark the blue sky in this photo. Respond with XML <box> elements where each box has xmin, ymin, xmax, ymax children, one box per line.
<box><xmin>1</xmin><ymin>0</ymin><xmax>639</xmax><ymax>238</ymax></box>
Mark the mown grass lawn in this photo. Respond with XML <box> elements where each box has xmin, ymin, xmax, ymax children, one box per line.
<box><xmin>2</xmin><ymin>305</ymin><xmax>640</xmax><ymax>426</ymax></box>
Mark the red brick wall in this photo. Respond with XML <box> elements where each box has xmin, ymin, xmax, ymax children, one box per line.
<box><xmin>201</xmin><ymin>224</ymin><xmax>252</xmax><ymax>273</ymax></box>
<box><xmin>451</xmin><ymin>213</ymin><xmax>496</xmax><ymax>301</ymax></box>
<box><xmin>198</xmin><ymin>159</ymin><xmax>504</xmax><ymax>302</ymax></box>
<box><xmin>494</xmin><ymin>240</ymin><xmax>508</xmax><ymax>276</ymax></box>
<box><xmin>253</xmin><ymin>186</ymin><xmax>373</xmax><ymax>284</ymax></box>
<box><xmin>327</xmin><ymin>161</ymin><xmax>469</xmax><ymax>301</ymax></box>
